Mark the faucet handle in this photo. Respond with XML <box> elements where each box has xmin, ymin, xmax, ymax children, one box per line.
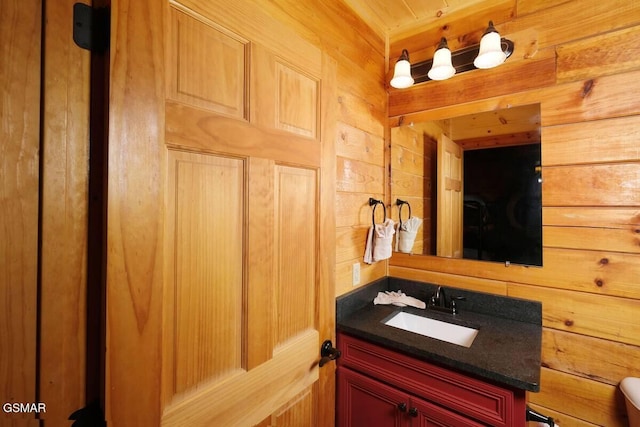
<box><xmin>450</xmin><ymin>296</ymin><xmax>466</xmax><ymax>314</ymax></box>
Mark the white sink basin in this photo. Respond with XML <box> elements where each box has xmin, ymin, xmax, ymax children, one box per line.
<box><xmin>384</xmin><ymin>311</ymin><xmax>478</xmax><ymax>348</ymax></box>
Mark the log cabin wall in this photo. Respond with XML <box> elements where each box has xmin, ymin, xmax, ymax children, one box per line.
<box><xmin>388</xmin><ymin>1</ymin><xmax>640</xmax><ymax>426</ymax></box>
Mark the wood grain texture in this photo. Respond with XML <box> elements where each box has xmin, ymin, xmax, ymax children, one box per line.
<box><xmin>543</xmin><ymin>163</ymin><xmax>640</xmax><ymax>206</ymax></box>
<box><xmin>525</xmin><ymin>402</ymin><xmax>600</xmax><ymax>427</ymax></box>
<box><xmin>504</xmin><ymin>0</ymin><xmax>640</xmax><ymax>51</ymax></box>
<box><xmin>388</xmin><ymin>32</ymin><xmax>640</xmax><ymax>421</ymax></box>
<box><xmin>543</xmin><ymin>115</ymin><xmax>640</xmax><ymax>166</ymax></box>
<box><xmin>161</xmin><ymin>330</ymin><xmax>319</xmax><ymax>426</ymax></box>
<box><xmin>246</xmin><ymin>157</ymin><xmax>275</xmax><ymax>370</ymax></box>
<box><xmin>168</xmin><ymin>6</ymin><xmax>249</xmax><ymax>118</ymax></box>
<box><xmin>106</xmin><ymin>0</ymin><xmax>165</xmax><ymax>423</ymax></box>
<box><xmin>165</xmin><ymin>101</ymin><xmax>321</xmax><ymax>167</ymax></box>
<box><xmin>389</xmin><ymin>266</ymin><xmax>508</xmax><ymax>295</ymax></box>
<box><xmin>0</xmin><ymin>1</ymin><xmax>40</xmax><ymax>426</ymax></box>
<box><xmin>557</xmin><ymin>25</ymin><xmax>640</xmax><ymax>83</ymax></box>
<box><xmin>541</xmin><ymin>328</ymin><xmax>640</xmax><ymax>386</ymax></box>
<box><xmin>388</xmin><ymin>48</ymin><xmax>556</xmax><ymax>117</ymax></box>
<box><xmin>274</xmin><ymin>166</ymin><xmax>317</xmax><ymax>347</ymax></box>
<box><xmin>336</xmin><ymin>157</ymin><xmax>385</xmax><ymax>194</ymax></box>
<box><xmin>167</xmin><ymin>152</ymin><xmax>245</xmax><ymax>394</ymax></box>
<box><xmin>528</xmin><ymin>368</ymin><xmax>625</xmax><ymax>427</ymax></box>
<box><xmin>508</xmin><ymin>283</ymin><xmax>640</xmax><ymax>347</ymax></box>
<box><xmin>317</xmin><ymin>52</ymin><xmax>338</xmax><ymax>427</ymax></box>
<box><xmin>39</xmin><ymin>0</ymin><xmax>90</xmax><ymax>423</ymax></box>
<box><xmin>118</xmin><ymin>2</ymin><xmax>336</xmax><ymax>425</ymax></box>
<box><xmin>336</xmin><ymin>122</ymin><xmax>385</xmax><ymax>166</ymax></box>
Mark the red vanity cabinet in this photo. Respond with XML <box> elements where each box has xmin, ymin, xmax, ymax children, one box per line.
<box><xmin>336</xmin><ymin>332</ymin><xmax>527</xmax><ymax>427</ymax></box>
<box><xmin>338</xmin><ymin>367</ymin><xmax>485</xmax><ymax>427</ymax></box>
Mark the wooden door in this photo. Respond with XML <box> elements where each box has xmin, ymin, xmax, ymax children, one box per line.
<box><xmin>436</xmin><ymin>133</ymin><xmax>463</xmax><ymax>258</ymax></box>
<box><xmin>105</xmin><ymin>1</ymin><xmax>336</xmax><ymax>426</ymax></box>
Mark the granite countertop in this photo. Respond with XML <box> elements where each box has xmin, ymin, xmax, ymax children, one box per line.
<box><xmin>336</xmin><ymin>277</ymin><xmax>542</xmax><ymax>392</ymax></box>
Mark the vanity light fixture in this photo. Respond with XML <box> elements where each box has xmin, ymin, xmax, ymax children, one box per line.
<box><xmin>389</xmin><ymin>49</ymin><xmax>414</xmax><ymax>89</ymax></box>
<box><xmin>428</xmin><ymin>38</ymin><xmax>456</xmax><ymax>81</ymax></box>
<box><xmin>389</xmin><ymin>21</ymin><xmax>514</xmax><ymax>89</ymax></box>
<box><xmin>474</xmin><ymin>21</ymin><xmax>507</xmax><ymax>69</ymax></box>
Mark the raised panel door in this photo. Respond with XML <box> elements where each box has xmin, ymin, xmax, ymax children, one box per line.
<box><xmin>105</xmin><ymin>1</ymin><xmax>336</xmax><ymax>425</ymax></box>
<box><xmin>408</xmin><ymin>397</ymin><xmax>485</xmax><ymax>427</ymax></box>
<box><xmin>338</xmin><ymin>367</ymin><xmax>408</xmax><ymax>427</ymax></box>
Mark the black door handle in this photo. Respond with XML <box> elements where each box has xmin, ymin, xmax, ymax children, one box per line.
<box><xmin>319</xmin><ymin>340</ymin><xmax>341</xmax><ymax>367</ymax></box>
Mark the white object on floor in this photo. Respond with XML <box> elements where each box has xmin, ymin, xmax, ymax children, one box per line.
<box><xmin>621</xmin><ymin>377</ymin><xmax>640</xmax><ymax>427</ymax></box>
<box><xmin>373</xmin><ymin>291</ymin><xmax>425</xmax><ymax>309</ymax></box>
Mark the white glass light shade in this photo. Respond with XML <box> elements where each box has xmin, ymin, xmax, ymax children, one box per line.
<box><xmin>390</xmin><ymin>57</ymin><xmax>414</xmax><ymax>89</ymax></box>
<box><xmin>474</xmin><ymin>30</ymin><xmax>506</xmax><ymax>69</ymax></box>
<box><xmin>427</xmin><ymin>45</ymin><xmax>455</xmax><ymax>81</ymax></box>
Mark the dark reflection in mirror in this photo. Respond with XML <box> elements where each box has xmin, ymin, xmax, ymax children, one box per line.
<box><xmin>463</xmin><ymin>144</ymin><xmax>542</xmax><ymax>266</ymax></box>
<box><xmin>390</xmin><ymin>103</ymin><xmax>542</xmax><ymax>266</ymax></box>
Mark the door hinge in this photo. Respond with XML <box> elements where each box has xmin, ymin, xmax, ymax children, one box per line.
<box><xmin>73</xmin><ymin>3</ymin><xmax>110</xmax><ymax>53</ymax></box>
<box><xmin>69</xmin><ymin>400</ymin><xmax>106</xmax><ymax>427</ymax></box>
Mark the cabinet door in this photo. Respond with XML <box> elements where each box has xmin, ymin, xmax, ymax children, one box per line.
<box><xmin>408</xmin><ymin>397</ymin><xmax>486</xmax><ymax>427</ymax></box>
<box><xmin>337</xmin><ymin>367</ymin><xmax>409</xmax><ymax>427</ymax></box>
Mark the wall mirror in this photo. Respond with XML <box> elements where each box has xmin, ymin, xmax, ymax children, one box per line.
<box><xmin>391</xmin><ymin>103</ymin><xmax>542</xmax><ymax>266</ymax></box>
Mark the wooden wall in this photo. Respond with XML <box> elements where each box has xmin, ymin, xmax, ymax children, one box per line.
<box><xmin>0</xmin><ymin>1</ymin><xmax>41</xmax><ymax>426</ymax></box>
<box><xmin>388</xmin><ymin>1</ymin><xmax>640</xmax><ymax>426</ymax></box>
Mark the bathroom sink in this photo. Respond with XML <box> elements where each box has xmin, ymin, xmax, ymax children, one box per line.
<box><xmin>383</xmin><ymin>311</ymin><xmax>478</xmax><ymax>348</ymax></box>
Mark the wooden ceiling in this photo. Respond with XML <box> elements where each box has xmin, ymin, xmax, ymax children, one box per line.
<box><xmin>343</xmin><ymin>0</ymin><xmax>513</xmax><ymax>40</ymax></box>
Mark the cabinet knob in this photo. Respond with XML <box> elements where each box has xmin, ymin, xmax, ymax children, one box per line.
<box><xmin>397</xmin><ymin>402</ymin><xmax>407</xmax><ymax>412</ymax></box>
<box><xmin>409</xmin><ymin>407</ymin><xmax>418</xmax><ymax>417</ymax></box>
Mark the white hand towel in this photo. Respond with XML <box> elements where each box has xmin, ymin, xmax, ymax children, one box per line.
<box><xmin>372</xmin><ymin>218</ymin><xmax>395</xmax><ymax>262</ymax></box>
<box><xmin>395</xmin><ymin>216</ymin><xmax>422</xmax><ymax>254</ymax></box>
<box><xmin>363</xmin><ymin>225</ymin><xmax>374</xmax><ymax>264</ymax></box>
<box><xmin>373</xmin><ymin>291</ymin><xmax>426</xmax><ymax>309</ymax></box>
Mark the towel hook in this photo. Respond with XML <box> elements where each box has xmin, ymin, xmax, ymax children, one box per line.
<box><xmin>395</xmin><ymin>199</ymin><xmax>411</xmax><ymax>227</ymax></box>
<box><xmin>369</xmin><ymin>197</ymin><xmax>386</xmax><ymax>226</ymax></box>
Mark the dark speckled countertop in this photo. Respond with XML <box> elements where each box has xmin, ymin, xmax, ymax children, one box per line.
<box><xmin>337</xmin><ymin>277</ymin><xmax>542</xmax><ymax>392</ymax></box>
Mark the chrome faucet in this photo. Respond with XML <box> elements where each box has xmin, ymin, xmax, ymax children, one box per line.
<box><xmin>428</xmin><ymin>286</ymin><xmax>465</xmax><ymax>315</ymax></box>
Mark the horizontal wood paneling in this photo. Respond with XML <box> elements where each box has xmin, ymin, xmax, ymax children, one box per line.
<box><xmin>509</xmin><ymin>284</ymin><xmax>640</xmax><ymax>347</ymax></box>
<box><xmin>389</xmin><ymin>266</ymin><xmax>508</xmax><ymax>295</ymax></box>
<box><xmin>394</xmin><ymin>247</ymin><xmax>640</xmax><ymax>300</ymax></box>
<box><xmin>541</xmin><ymin>329</ymin><xmax>640</xmax><ymax>386</ymax></box>
<box><xmin>388</xmin><ymin>48</ymin><xmax>557</xmax><ymax>116</ymax></box>
<box><xmin>388</xmin><ymin>0</ymin><xmax>517</xmax><ymax>60</ymax></box>
<box><xmin>544</xmin><ymin>226</ymin><xmax>640</xmax><ymax>253</ymax></box>
<box><xmin>387</xmin><ymin>2</ymin><xmax>640</xmax><ymax>425</ymax></box>
<box><xmin>336</xmin><ymin>259</ymin><xmax>386</xmax><ymax>296</ymax></box>
<box><xmin>504</xmin><ymin>0</ymin><xmax>640</xmax><ymax>52</ymax></box>
<box><xmin>557</xmin><ymin>25</ymin><xmax>640</xmax><ymax>83</ymax></box>
<box><xmin>528</xmin><ymin>368</ymin><xmax>624</xmax><ymax>427</ymax></box>
<box><xmin>336</xmin><ymin>226</ymin><xmax>369</xmax><ymax>262</ymax></box>
<box><xmin>542</xmin><ymin>116</ymin><xmax>640</xmax><ymax>166</ymax></box>
<box><xmin>541</xmin><ymin>69</ymin><xmax>640</xmax><ymax>126</ymax></box>
<box><xmin>544</xmin><ymin>207</ymin><xmax>640</xmax><ymax>228</ymax></box>
<box><xmin>336</xmin><ymin>122</ymin><xmax>385</xmax><ymax>165</ymax></box>
<box><xmin>336</xmin><ymin>157</ymin><xmax>385</xmax><ymax>194</ymax></box>
<box><xmin>543</xmin><ymin>163</ymin><xmax>640</xmax><ymax>206</ymax></box>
